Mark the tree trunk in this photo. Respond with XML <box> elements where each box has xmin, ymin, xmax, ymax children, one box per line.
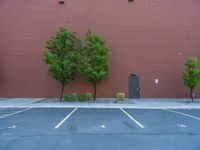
<box><xmin>60</xmin><ymin>83</ymin><xmax>65</xmax><ymax>101</ymax></box>
<box><xmin>190</xmin><ymin>88</ymin><xmax>194</xmax><ymax>102</ymax></box>
<box><xmin>93</xmin><ymin>82</ymin><xmax>97</xmax><ymax>101</ymax></box>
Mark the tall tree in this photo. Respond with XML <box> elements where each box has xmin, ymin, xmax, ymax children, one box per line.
<box><xmin>42</xmin><ymin>27</ymin><xmax>82</xmax><ymax>101</ymax></box>
<box><xmin>183</xmin><ymin>57</ymin><xmax>200</xmax><ymax>102</ymax></box>
<box><xmin>81</xmin><ymin>30</ymin><xmax>109</xmax><ymax>101</ymax></box>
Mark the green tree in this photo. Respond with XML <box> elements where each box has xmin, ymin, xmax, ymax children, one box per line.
<box><xmin>81</xmin><ymin>30</ymin><xmax>109</xmax><ymax>101</ymax></box>
<box><xmin>183</xmin><ymin>57</ymin><xmax>200</xmax><ymax>102</ymax></box>
<box><xmin>42</xmin><ymin>27</ymin><xmax>82</xmax><ymax>101</ymax></box>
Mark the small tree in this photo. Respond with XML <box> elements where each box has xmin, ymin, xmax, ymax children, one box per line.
<box><xmin>183</xmin><ymin>57</ymin><xmax>200</xmax><ymax>102</ymax></box>
<box><xmin>42</xmin><ymin>27</ymin><xmax>82</xmax><ymax>101</ymax></box>
<box><xmin>81</xmin><ymin>30</ymin><xmax>109</xmax><ymax>101</ymax></box>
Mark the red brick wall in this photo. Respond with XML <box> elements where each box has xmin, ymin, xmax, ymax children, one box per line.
<box><xmin>0</xmin><ymin>0</ymin><xmax>200</xmax><ymax>98</ymax></box>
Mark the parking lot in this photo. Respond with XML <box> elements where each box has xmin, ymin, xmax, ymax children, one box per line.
<box><xmin>0</xmin><ymin>107</ymin><xmax>200</xmax><ymax>150</ymax></box>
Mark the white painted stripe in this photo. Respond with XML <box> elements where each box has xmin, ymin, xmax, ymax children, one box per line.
<box><xmin>54</xmin><ymin>108</ymin><xmax>78</xmax><ymax>129</ymax></box>
<box><xmin>120</xmin><ymin>108</ymin><xmax>145</xmax><ymax>129</ymax></box>
<box><xmin>0</xmin><ymin>108</ymin><xmax>32</xmax><ymax>119</ymax></box>
<box><xmin>32</xmin><ymin>98</ymin><xmax>46</xmax><ymax>103</ymax></box>
<box><xmin>164</xmin><ymin>109</ymin><xmax>200</xmax><ymax>120</ymax></box>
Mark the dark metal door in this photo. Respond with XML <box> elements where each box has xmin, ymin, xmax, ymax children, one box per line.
<box><xmin>128</xmin><ymin>74</ymin><xmax>140</xmax><ymax>99</ymax></box>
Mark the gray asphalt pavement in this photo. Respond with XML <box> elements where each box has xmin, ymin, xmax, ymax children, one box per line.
<box><xmin>0</xmin><ymin>108</ymin><xmax>200</xmax><ymax>150</ymax></box>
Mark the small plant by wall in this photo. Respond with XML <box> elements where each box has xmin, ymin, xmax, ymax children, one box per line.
<box><xmin>116</xmin><ymin>92</ymin><xmax>126</xmax><ymax>101</ymax></box>
<box><xmin>183</xmin><ymin>56</ymin><xmax>200</xmax><ymax>102</ymax></box>
<box><xmin>64</xmin><ymin>93</ymin><xmax>77</xmax><ymax>102</ymax></box>
<box><xmin>77</xmin><ymin>93</ymin><xmax>92</xmax><ymax>101</ymax></box>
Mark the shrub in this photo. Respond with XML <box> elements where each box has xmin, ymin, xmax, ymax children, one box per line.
<box><xmin>86</xmin><ymin>93</ymin><xmax>92</xmax><ymax>99</ymax></box>
<box><xmin>64</xmin><ymin>93</ymin><xmax>77</xmax><ymax>102</ymax></box>
<box><xmin>116</xmin><ymin>93</ymin><xmax>126</xmax><ymax>101</ymax></box>
<box><xmin>77</xmin><ymin>93</ymin><xmax>92</xmax><ymax>101</ymax></box>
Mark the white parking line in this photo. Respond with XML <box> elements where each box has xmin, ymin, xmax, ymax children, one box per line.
<box><xmin>54</xmin><ymin>108</ymin><xmax>78</xmax><ymax>129</ymax></box>
<box><xmin>0</xmin><ymin>108</ymin><xmax>32</xmax><ymax>119</ymax></box>
<box><xmin>164</xmin><ymin>109</ymin><xmax>200</xmax><ymax>121</ymax></box>
<box><xmin>120</xmin><ymin>108</ymin><xmax>145</xmax><ymax>129</ymax></box>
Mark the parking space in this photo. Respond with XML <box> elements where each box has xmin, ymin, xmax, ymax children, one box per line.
<box><xmin>0</xmin><ymin>108</ymin><xmax>200</xmax><ymax>150</ymax></box>
<box><xmin>59</xmin><ymin>108</ymin><xmax>141</xmax><ymax>134</ymax></box>
<box><xmin>0</xmin><ymin>108</ymin><xmax>31</xmax><ymax>119</ymax></box>
<box><xmin>170</xmin><ymin>109</ymin><xmax>200</xmax><ymax>118</ymax></box>
<box><xmin>0</xmin><ymin>108</ymin><xmax>74</xmax><ymax>134</ymax></box>
<box><xmin>125</xmin><ymin>109</ymin><xmax>200</xmax><ymax>133</ymax></box>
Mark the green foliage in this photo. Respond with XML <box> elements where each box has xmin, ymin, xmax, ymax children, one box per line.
<box><xmin>80</xmin><ymin>29</ymin><xmax>109</xmax><ymax>100</ymax></box>
<box><xmin>86</xmin><ymin>93</ymin><xmax>92</xmax><ymax>99</ymax></box>
<box><xmin>77</xmin><ymin>93</ymin><xmax>92</xmax><ymax>101</ymax></box>
<box><xmin>116</xmin><ymin>92</ymin><xmax>126</xmax><ymax>101</ymax></box>
<box><xmin>183</xmin><ymin>57</ymin><xmax>200</xmax><ymax>90</ymax></box>
<box><xmin>81</xmin><ymin>30</ymin><xmax>109</xmax><ymax>83</ymax></box>
<box><xmin>183</xmin><ymin>57</ymin><xmax>200</xmax><ymax>102</ymax></box>
<box><xmin>42</xmin><ymin>27</ymin><xmax>82</xmax><ymax>84</ymax></box>
<box><xmin>64</xmin><ymin>93</ymin><xmax>77</xmax><ymax>102</ymax></box>
<box><xmin>42</xmin><ymin>27</ymin><xmax>82</xmax><ymax>100</ymax></box>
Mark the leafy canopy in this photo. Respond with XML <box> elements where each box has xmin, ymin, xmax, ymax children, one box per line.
<box><xmin>81</xmin><ymin>30</ymin><xmax>109</xmax><ymax>83</ymax></box>
<box><xmin>183</xmin><ymin>57</ymin><xmax>200</xmax><ymax>90</ymax></box>
<box><xmin>42</xmin><ymin>27</ymin><xmax>82</xmax><ymax>84</ymax></box>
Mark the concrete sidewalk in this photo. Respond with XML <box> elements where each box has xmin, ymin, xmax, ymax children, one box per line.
<box><xmin>0</xmin><ymin>98</ymin><xmax>200</xmax><ymax>109</ymax></box>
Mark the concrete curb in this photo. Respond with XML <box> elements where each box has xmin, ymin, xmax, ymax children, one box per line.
<box><xmin>0</xmin><ymin>98</ymin><xmax>200</xmax><ymax>109</ymax></box>
<box><xmin>1</xmin><ymin>104</ymin><xmax>200</xmax><ymax>109</ymax></box>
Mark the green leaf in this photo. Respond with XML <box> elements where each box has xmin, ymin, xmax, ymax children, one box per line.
<box><xmin>182</xmin><ymin>56</ymin><xmax>200</xmax><ymax>90</ymax></box>
<box><xmin>81</xmin><ymin>29</ymin><xmax>110</xmax><ymax>83</ymax></box>
<box><xmin>42</xmin><ymin>27</ymin><xmax>82</xmax><ymax>85</ymax></box>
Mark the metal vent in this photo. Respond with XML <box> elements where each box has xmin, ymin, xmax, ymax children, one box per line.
<box><xmin>59</xmin><ymin>0</ymin><xmax>64</xmax><ymax>4</ymax></box>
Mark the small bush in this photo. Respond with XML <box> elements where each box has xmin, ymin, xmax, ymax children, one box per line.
<box><xmin>116</xmin><ymin>92</ymin><xmax>125</xmax><ymax>101</ymax></box>
<box><xmin>64</xmin><ymin>93</ymin><xmax>77</xmax><ymax>102</ymax></box>
<box><xmin>78</xmin><ymin>93</ymin><xmax>92</xmax><ymax>101</ymax></box>
<box><xmin>86</xmin><ymin>93</ymin><xmax>92</xmax><ymax>99</ymax></box>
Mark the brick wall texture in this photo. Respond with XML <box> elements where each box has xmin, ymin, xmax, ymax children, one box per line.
<box><xmin>0</xmin><ymin>0</ymin><xmax>200</xmax><ymax>98</ymax></box>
